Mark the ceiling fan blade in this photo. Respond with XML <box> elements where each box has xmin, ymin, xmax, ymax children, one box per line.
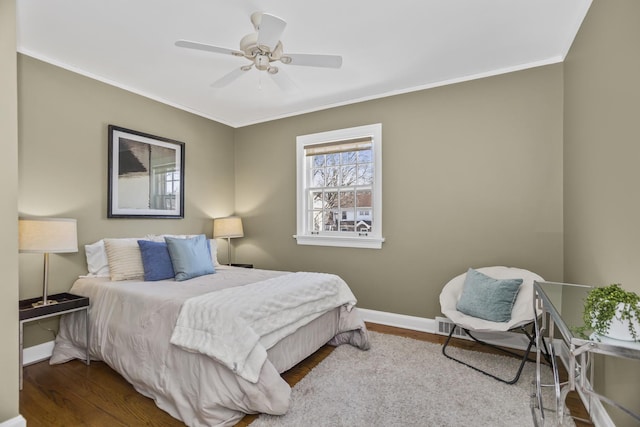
<box><xmin>270</xmin><ymin>69</ymin><xmax>297</xmax><ymax>93</ymax></box>
<box><xmin>256</xmin><ymin>13</ymin><xmax>286</xmax><ymax>51</ymax></box>
<box><xmin>175</xmin><ymin>40</ymin><xmax>243</xmax><ymax>57</ymax></box>
<box><xmin>283</xmin><ymin>53</ymin><xmax>342</xmax><ymax>68</ymax></box>
<box><xmin>211</xmin><ymin>67</ymin><xmax>249</xmax><ymax>88</ymax></box>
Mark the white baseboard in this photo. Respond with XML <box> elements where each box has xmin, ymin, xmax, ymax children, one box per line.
<box><xmin>359</xmin><ymin>308</ymin><xmax>532</xmax><ymax>351</ymax></box>
<box><xmin>23</xmin><ymin>340</ymin><xmax>55</xmax><ymax>366</ymax></box>
<box><xmin>0</xmin><ymin>415</ymin><xmax>26</xmax><ymax>427</ymax></box>
<box><xmin>358</xmin><ymin>308</ymin><xmax>436</xmax><ymax>333</ymax></box>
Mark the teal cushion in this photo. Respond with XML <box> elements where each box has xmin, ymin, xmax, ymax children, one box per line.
<box><xmin>165</xmin><ymin>234</ymin><xmax>215</xmax><ymax>281</ymax></box>
<box><xmin>456</xmin><ymin>268</ymin><xmax>523</xmax><ymax>322</ymax></box>
<box><xmin>138</xmin><ymin>240</ymin><xmax>175</xmax><ymax>281</ymax></box>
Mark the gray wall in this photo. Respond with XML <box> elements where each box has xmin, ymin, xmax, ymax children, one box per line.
<box><xmin>235</xmin><ymin>65</ymin><xmax>564</xmax><ymax>319</ymax></box>
<box><xmin>564</xmin><ymin>1</ymin><xmax>640</xmax><ymax>425</ymax></box>
<box><xmin>0</xmin><ymin>0</ymin><xmax>20</xmax><ymax>423</ymax></box>
<box><xmin>17</xmin><ymin>55</ymin><xmax>236</xmax><ymax>347</ymax></box>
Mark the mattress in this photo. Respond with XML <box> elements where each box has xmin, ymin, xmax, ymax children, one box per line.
<box><xmin>50</xmin><ymin>266</ymin><xmax>369</xmax><ymax>426</ymax></box>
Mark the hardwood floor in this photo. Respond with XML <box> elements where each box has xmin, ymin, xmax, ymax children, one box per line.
<box><xmin>20</xmin><ymin>322</ymin><xmax>592</xmax><ymax>426</ymax></box>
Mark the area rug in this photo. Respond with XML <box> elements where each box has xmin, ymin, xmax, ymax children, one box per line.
<box><xmin>252</xmin><ymin>331</ymin><xmax>572</xmax><ymax>427</ymax></box>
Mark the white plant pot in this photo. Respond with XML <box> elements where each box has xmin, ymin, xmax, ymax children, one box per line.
<box><xmin>600</xmin><ymin>303</ymin><xmax>640</xmax><ymax>341</ymax></box>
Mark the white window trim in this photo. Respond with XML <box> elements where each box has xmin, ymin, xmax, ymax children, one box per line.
<box><xmin>294</xmin><ymin>123</ymin><xmax>384</xmax><ymax>249</ymax></box>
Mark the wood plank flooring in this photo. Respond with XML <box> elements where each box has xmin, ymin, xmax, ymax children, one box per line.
<box><xmin>20</xmin><ymin>322</ymin><xmax>592</xmax><ymax>426</ymax></box>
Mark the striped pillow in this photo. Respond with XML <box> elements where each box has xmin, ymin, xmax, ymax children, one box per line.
<box><xmin>103</xmin><ymin>238</ymin><xmax>145</xmax><ymax>281</ymax></box>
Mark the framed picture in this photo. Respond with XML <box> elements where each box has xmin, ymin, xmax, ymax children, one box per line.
<box><xmin>108</xmin><ymin>125</ymin><xmax>185</xmax><ymax>218</ymax></box>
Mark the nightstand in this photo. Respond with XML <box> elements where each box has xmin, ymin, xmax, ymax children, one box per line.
<box><xmin>230</xmin><ymin>263</ymin><xmax>253</xmax><ymax>268</ymax></box>
<box><xmin>19</xmin><ymin>292</ymin><xmax>90</xmax><ymax>390</ymax></box>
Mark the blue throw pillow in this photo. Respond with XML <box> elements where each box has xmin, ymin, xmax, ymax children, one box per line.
<box><xmin>456</xmin><ymin>268</ymin><xmax>523</xmax><ymax>322</ymax></box>
<box><xmin>165</xmin><ymin>234</ymin><xmax>215</xmax><ymax>281</ymax></box>
<box><xmin>137</xmin><ymin>240</ymin><xmax>175</xmax><ymax>281</ymax></box>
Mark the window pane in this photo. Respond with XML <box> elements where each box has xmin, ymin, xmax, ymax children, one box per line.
<box><xmin>356</xmin><ymin>209</ymin><xmax>372</xmax><ymax>232</ymax></box>
<box><xmin>311</xmin><ymin>191</ymin><xmax>323</xmax><ymax>209</ymax></box>
<box><xmin>358</xmin><ymin>149</ymin><xmax>372</xmax><ymax>163</ymax></box>
<box><xmin>339</xmin><ymin>190</ymin><xmax>355</xmax><ymax>208</ymax></box>
<box><xmin>339</xmin><ymin>213</ymin><xmax>354</xmax><ymax>232</ymax></box>
<box><xmin>326</xmin><ymin>153</ymin><xmax>340</xmax><ymax>166</ymax></box>
<box><xmin>341</xmin><ymin>165</ymin><xmax>357</xmax><ymax>186</ymax></box>
<box><xmin>323</xmin><ymin>210</ymin><xmax>338</xmax><ymax>231</ymax></box>
<box><xmin>311</xmin><ymin>211</ymin><xmax>322</xmax><ymax>231</ymax></box>
<box><xmin>311</xmin><ymin>168</ymin><xmax>325</xmax><ymax>187</ymax></box>
<box><xmin>357</xmin><ymin>164</ymin><xmax>374</xmax><ymax>185</ymax></box>
<box><xmin>326</xmin><ymin>167</ymin><xmax>340</xmax><ymax>186</ymax></box>
<box><xmin>313</xmin><ymin>155</ymin><xmax>325</xmax><ymax>167</ymax></box>
<box><xmin>324</xmin><ymin>191</ymin><xmax>338</xmax><ymax>210</ymax></box>
<box><xmin>356</xmin><ymin>190</ymin><xmax>372</xmax><ymax>208</ymax></box>
<box><xmin>341</xmin><ymin>151</ymin><xmax>357</xmax><ymax>165</ymax></box>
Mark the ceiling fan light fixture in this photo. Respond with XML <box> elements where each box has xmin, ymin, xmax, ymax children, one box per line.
<box><xmin>267</xmin><ymin>66</ymin><xmax>279</xmax><ymax>75</ymax></box>
<box><xmin>255</xmin><ymin>54</ymin><xmax>270</xmax><ymax>70</ymax></box>
<box><xmin>280</xmin><ymin>56</ymin><xmax>292</xmax><ymax>64</ymax></box>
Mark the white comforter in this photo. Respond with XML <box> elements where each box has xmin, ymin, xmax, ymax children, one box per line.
<box><xmin>171</xmin><ymin>272</ymin><xmax>357</xmax><ymax>383</ymax></box>
<box><xmin>50</xmin><ymin>266</ymin><xmax>369</xmax><ymax>427</ymax></box>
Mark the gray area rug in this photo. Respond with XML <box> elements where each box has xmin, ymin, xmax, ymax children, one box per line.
<box><xmin>252</xmin><ymin>331</ymin><xmax>572</xmax><ymax>427</ymax></box>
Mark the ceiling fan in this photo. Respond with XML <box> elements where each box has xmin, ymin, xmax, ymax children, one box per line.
<box><xmin>175</xmin><ymin>12</ymin><xmax>343</xmax><ymax>91</ymax></box>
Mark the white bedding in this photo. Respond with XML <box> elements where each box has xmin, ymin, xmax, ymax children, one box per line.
<box><xmin>171</xmin><ymin>271</ymin><xmax>357</xmax><ymax>383</ymax></box>
<box><xmin>50</xmin><ymin>266</ymin><xmax>369</xmax><ymax>427</ymax></box>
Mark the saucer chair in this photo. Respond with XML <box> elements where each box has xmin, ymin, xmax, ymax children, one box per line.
<box><xmin>439</xmin><ymin>266</ymin><xmax>544</xmax><ymax>384</ymax></box>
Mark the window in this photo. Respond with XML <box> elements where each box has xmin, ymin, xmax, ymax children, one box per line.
<box><xmin>295</xmin><ymin>123</ymin><xmax>383</xmax><ymax>248</ymax></box>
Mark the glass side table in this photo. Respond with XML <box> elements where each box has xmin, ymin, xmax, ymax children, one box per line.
<box><xmin>532</xmin><ymin>281</ymin><xmax>640</xmax><ymax>426</ymax></box>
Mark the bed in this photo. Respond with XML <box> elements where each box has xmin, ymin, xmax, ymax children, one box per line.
<box><xmin>50</xmin><ymin>236</ymin><xmax>370</xmax><ymax>427</ymax></box>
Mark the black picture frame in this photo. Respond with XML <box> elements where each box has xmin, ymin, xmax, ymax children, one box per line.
<box><xmin>108</xmin><ymin>125</ymin><xmax>185</xmax><ymax>218</ymax></box>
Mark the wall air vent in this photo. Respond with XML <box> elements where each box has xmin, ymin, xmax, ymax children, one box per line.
<box><xmin>435</xmin><ymin>316</ymin><xmax>467</xmax><ymax>338</ymax></box>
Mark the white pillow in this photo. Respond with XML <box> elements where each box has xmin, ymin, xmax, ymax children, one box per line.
<box><xmin>85</xmin><ymin>240</ymin><xmax>110</xmax><ymax>276</ymax></box>
<box><xmin>103</xmin><ymin>238</ymin><xmax>145</xmax><ymax>281</ymax></box>
<box><xmin>208</xmin><ymin>239</ymin><xmax>221</xmax><ymax>267</ymax></box>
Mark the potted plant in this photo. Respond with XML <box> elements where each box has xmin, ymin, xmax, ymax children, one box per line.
<box><xmin>580</xmin><ymin>283</ymin><xmax>640</xmax><ymax>342</ymax></box>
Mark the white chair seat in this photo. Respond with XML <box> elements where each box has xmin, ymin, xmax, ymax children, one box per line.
<box><xmin>439</xmin><ymin>266</ymin><xmax>543</xmax><ymax>332</ymax></box>
<box><xmin>438</xmin><ymin>266</ymin><xmax>545</xmax><ymax>384</ymax></box>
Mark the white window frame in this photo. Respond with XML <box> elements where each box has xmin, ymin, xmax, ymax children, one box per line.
<box><xmin>295</xmin><ymin>123</ymin><xmax>384</xmax><ymax>249</ymax></box>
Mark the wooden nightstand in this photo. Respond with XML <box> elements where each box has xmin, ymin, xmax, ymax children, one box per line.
<box><xmin>230</xmin><ymin>263</ymin><xmax>254</xmax><ymax>268</ymax></box>
<box><xmin>19</xmin><ymin>292</ymin><xmax>90</xmax><ymax>390</ymax></box>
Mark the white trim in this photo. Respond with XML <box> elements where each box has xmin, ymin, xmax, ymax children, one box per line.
<box><xmin>0</xmin><ymin>415</ymin><xmax>26</xmax><ymax>427</ymax></box>
<box><xmin>17</xmin><ymin>49</ymin><xmax>564</xmax><ymax>128</ymax></box>
<box><xmin>293</xmin><ymin>234</ymin><xmax>384</xmax><ymax>249</ymax></box>
<box><xmin>358</xmin><ymin>308</ymin><xmax>532</xmax><ymax>351</ymax></box>
<box><xmin>16</xmin><ymin>49</ymin><xmax>236</xmax><ymax>127</ymax></box>
<box><xmin>295</xmin><ymin>123</ymin><xmax>383</xmax><ymax>249</ymax></box>
<box><xmin>359</xmin><ymin>308</ymin><xmax>436</xmax><ymax>333</ymax></box>
<box><xmin>23</xmin><ymin>340</ymin><xmax>54</xmax><ymax>366</ymax></box>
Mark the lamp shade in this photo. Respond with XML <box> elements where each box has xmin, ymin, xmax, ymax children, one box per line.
<box><xmin>19</xmin><ymin>217</ymin><xmax>78</xmax><ymax>253</ymax></box>
<box><xmin>213</xmin><ymin>216</ymin><xmax>244</xmax><ymax>239</ymax></box>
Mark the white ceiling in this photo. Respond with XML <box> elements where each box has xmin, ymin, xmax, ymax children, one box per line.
<box><xmin>16</xmin><ymin>0</ymin><xmax>592</xmax><ymax>128</ymax></box>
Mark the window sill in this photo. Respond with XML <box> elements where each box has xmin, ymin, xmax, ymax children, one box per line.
<box><xmin>293</xmin><ymin>234</ymin><xmax>385</xmax><ymax>249</ymax></box>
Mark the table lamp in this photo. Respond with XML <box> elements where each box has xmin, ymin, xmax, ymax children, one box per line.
<box><xmin>213</xmin><ymin>216</ymin><xmax>244</xmax><ymax>265</ymax></box>
<box><xmin>19</xmin><ymin>217</ymin><xmax>78</xmax><ymax>307</ymax></box>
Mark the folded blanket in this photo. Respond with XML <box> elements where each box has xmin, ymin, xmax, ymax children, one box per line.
<box><xmin>170</xmin><ymin>271</ymin><xmax>357</xmax><ymax>383</ymax></box>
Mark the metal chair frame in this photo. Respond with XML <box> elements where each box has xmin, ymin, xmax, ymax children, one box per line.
<box><xmin>441</xmin><ymin>321</ymin><xmax>549</xmax><ymax>385</ymax></box>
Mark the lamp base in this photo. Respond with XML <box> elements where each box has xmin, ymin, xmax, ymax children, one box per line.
<box><xmin>32</xmin><ymin>299</ymin><xmax>58</xmax><ymax>308</ymax></box>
